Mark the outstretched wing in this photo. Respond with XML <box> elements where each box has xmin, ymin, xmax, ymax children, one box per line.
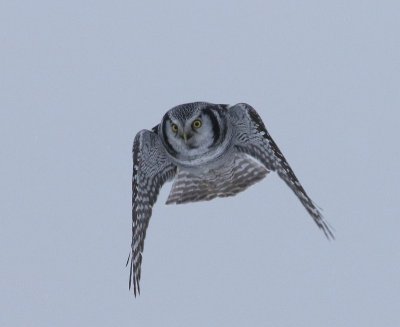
<box><xmin>128</xmin><ymin>129</ymin><xmax>177</xmax><ymax>296</ymax></box>
<box><xmin>228</xmin><ymin>103</ymin><xmax>334</xmax><ymax>239</ymax></box>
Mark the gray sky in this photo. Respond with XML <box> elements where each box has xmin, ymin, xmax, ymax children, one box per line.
<box><xmin>1</xmin><ymin>1</ymin><xmax>399</xmax><ymax>326</ymax></box>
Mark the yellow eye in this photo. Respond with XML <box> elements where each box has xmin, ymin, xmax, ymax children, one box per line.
<box><xmin>171</xmin><ymin>124</ymin><xmax>178</xmax><ymax>133</ymax></box>
<box><xmin>192</xmin><ymin>119</ymin><xmax>202</xmax><ymax>129</ymax></box>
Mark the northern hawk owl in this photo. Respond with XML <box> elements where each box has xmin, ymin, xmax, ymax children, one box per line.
<box><xmin>128</xmin><ymin>102</ymin><xmax>333</xmax><ymax>296</ymax></box>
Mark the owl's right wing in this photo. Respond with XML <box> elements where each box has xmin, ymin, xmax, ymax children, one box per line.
<box><xmin>128</xmin><ymin>129</ymin><xmax>177</xmax><ymax>296</ymax></box>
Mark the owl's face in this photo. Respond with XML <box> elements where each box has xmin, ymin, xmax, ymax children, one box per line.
<box><xmin>160</xmin><ymin>102</ymin><xmax>228</xmax><ymax>160</ymax></box>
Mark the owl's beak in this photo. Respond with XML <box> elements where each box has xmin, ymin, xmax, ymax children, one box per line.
<box><xmin>182</xmin><ymin>133</ymin><xmax>188</xmax><ymax>143</ymax></box>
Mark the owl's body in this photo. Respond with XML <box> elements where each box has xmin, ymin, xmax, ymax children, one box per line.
<box><xmin>128</xmin><ymin>102</ymin><xmax>333</xmax><ymax>296</ymax></box>
<box><xmin>166</xmin><ymin>151</ymin><xmax>268</xmax><ymax>204</ymax></box>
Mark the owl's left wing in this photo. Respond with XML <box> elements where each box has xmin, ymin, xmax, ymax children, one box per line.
<box><xmin>128</xmin><ymin>129</ymin><xmax>177</xmax><ymax>296</ymax></box>
<box><xmin>228</xmin><ymin>103</ymin><xmax>334</xmax><ymax>239</ymax></box>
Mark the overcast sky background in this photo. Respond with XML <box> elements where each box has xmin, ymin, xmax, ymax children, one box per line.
<box><xmin>1</xmin><ymin>1</ymin><xmax>399</xmax><ymax>326</ymax></box>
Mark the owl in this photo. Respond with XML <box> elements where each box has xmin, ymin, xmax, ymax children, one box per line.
<box><xmin>128</xmin><ymin>102</ymin><xmax>333</xmax><ymax>296</ymax></box>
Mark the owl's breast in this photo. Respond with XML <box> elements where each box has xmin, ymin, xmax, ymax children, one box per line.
<box><xmin>165</xmin><ymin>152</ymin><xmax>269</xmax><ymax>205</ymax></box>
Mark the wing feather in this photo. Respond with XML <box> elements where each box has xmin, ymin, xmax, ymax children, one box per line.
<box><xmin>129</xmin><ymin>130</ymin><xmax>176</xmax><ymax>296</ymax></box>
<box><xmin>229</xmin><ymin>103</ymin><xmax>334</xmax><ymax>239</ymax></box>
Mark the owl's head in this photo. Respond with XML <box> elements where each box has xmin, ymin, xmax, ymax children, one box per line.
<box><xmin>160</xmin><ymin>102</ymin><xmax>228</xmax><ymax>160</ymax></box>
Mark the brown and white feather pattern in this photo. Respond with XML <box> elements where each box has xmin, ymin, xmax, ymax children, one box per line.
<box><xmin>129</xmin><ymin>130</ymin><xmax>176</xmax><ymax>296</ymax></box>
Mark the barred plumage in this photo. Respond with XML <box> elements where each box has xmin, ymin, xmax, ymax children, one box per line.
<box><xmin>166</xmin><ymin>152</ymin><xmax>269</xmax><ymax>204</ymax></box>
<box><xmin>128</xmin><ymin>130</ymin><xmax>176</xmax><ymax>296</ymax></box>
<box><xmin>129</xmin><ymin>102</ymin><xmax>333</xmax><ymax>296</ymax></box>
